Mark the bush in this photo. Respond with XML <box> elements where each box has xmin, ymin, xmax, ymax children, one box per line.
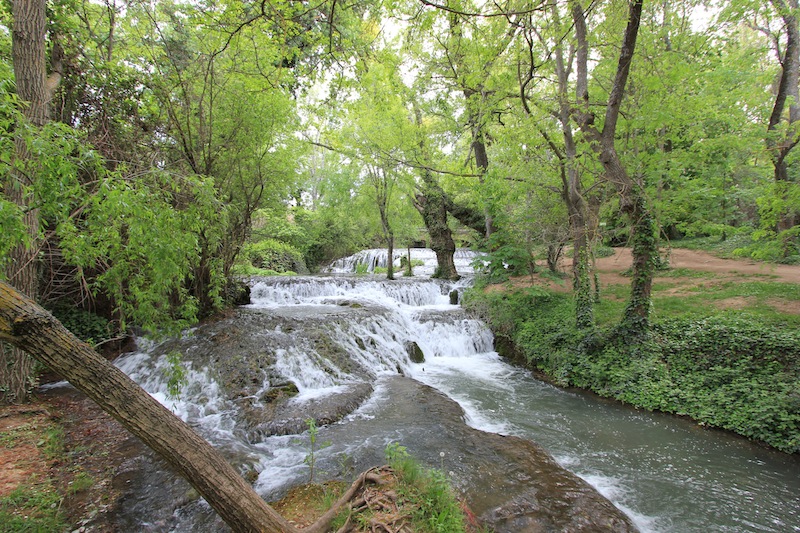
<box><xmin>241</xmin><ymin>239</ymin><xmax>307</xmax><ymax>274</ymax></box>
<box><xmin>48</xmin><ymin>306</ymin><xmax>113</xmax><ymax>345</ymax></box>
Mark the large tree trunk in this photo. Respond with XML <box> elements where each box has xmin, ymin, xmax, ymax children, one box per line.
<box><xmin>414</xmin><ymin>182</ymin><xmax>459</xmax><ymax>280</ymax></box>
<box><xmin>1</xmin><ymin>0</ymin><xmax>54</xmax><ymax>403</ymax></box>
<box><xmin>0</xmin><ymin>280</ymin><xmax>298</xmax><ymax>533</ymax></box>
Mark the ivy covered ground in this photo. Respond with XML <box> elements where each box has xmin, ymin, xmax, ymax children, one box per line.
<box><xmin>465</xmin><ymin>247</ymin><xmax>800</xmax><ymax>454</ymax></box>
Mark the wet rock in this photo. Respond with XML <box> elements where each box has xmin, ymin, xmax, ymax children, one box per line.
<box><xmin>404</xmin><ymin>341</ymin><xmax>425</xmax><ymax>363</ymax></box>
<box><xmin>449</xmin><ymin>289</ymin><xmax>459</xmax><ymax>305</ymax></box>
<box><xmin>243</xmin><ymin>382</ymin><xmax>373</xmax><ymax>440</ymax></box>
<box><xmin>318</xmin><ymin>377</ymin><xmax>638</xmax><ymax>533</ymax></box>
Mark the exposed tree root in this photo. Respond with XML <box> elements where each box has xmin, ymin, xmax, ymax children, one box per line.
<box><xmin>303</xmin><ymin>465</ymin><xmax>410</xmax><ymax>533</ymax></box>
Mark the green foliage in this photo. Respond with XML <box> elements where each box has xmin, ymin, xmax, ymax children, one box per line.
<box><xmin>57</xmin><ymin>172</ymin><xmax>222</xmax><ymax>335</ymax></box>
<box><xmin>240</xmin><ymin>239</ymin><xmax>306</xmax><ymax>274</ymax></box>
<box><xmin>163</xmin><ymin>351</ymin><xmax>188</xmax><ymax>402</ymax></box>
<box><xmin>384</xmin><ymin>444</ymin><xmax>467</xmax><ymax>533</ymax></box>
<box><xmin>734</xmin><ymin>226</ymin><xmax>800</xmax><ymax>264</ymax></box>
<box><xmin>594</xmin><ymin>245</ymin><xmax>616</xmax><ymax>258</ymax></box>
<box><xmin>48</xmin><ymin>307</ymin><xmax>113</xmax><ymax>346</ymax></box>
<box><xmin>291</xmin><ymin>208</ymin><xmax>376</xmax><ymax>270</ymax></box>
<box><xmin>302</xmin><ymin>418</ymin><xmax>331</xmax><ymax>483</ymax></box>
<box><xmin>466</xmin><ymin>287</ymin><xmax>800</xmax><ymax>453</ymax></box>
<box><xmin>470</xmin><ymin>234</ymin><xmax>538</xmax><ymax>284</ymax></box>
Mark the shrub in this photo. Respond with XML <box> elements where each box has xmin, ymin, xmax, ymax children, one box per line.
<box><xmin>242</xmin><ymin>239</ymin><xmax>307</xmax><ymax>274</ymax></box>
<box><xmin>48</xmin><ymin>306</ymin><xmax>113</xmax><ymax>345</ymax></box>
<box><xmin>466</xmin><ymin>286</ymin><xmax>800</xmax><ymax>453</ymax></box>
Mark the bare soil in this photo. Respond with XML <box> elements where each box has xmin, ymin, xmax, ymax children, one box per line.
<box><xmin>599</xmin><ymin>247</ymin><xmax>800</xmax><ymax>284</ymax></box>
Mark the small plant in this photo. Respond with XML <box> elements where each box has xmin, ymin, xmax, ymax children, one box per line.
<box><xmin>41</xmin><ymin>425</ymin><xmax>65</xmax><ymax>461</ymax></box>
<box><xmin>384</xmin><ymin>443</ymin><xmax>467</xmax><ymax>532</ymax></box>
<box><xmin>302</xmin><ymin>418</ymin><xmax>331</xmax><ymax>483</ymax></box>
<box><xmin>163</xmin><ymin>351</ymin><xmax>188</xmax><ymax>402</ymax></box>
<box><xmin>68</xmin><ymin>470</ymin><xmax>94</xmax><ymax>495</ymax></box>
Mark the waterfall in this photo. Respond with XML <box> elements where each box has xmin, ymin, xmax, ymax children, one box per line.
<box><xmin>323</xmin><ymin>247</ymin><xmax>481</xmax><ymax>276</ymax></box>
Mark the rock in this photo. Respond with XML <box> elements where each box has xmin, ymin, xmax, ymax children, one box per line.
<box><xmin>319</xmin><ymin>377</ymin><xmax>638</xmax><ymax>533</ymax></box>
<box><xmin>225</xmin><ymin>279</ymin><xmax>251</xmax><ymax>306</ymax></box>
<box><xmin>449</xmin><ymin>289</ymin><xmax>459</xmax><ymax>305</ymax></box>
<box><xmin>248</xmin><ymin>383</ymin><xmax>372</xmax><ymax>442</ymax></box>
<box><xmin>404</xmin><ymin>341</ymin><xmax>425</xmax><ymax>363</ymax></box>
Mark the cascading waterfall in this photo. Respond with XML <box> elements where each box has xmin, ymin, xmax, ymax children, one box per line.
<box><xmin>112</xmin><ymin>249</ymin><xmax>800</xmax><ymax>533</ymax></box>
<box><xmin>323</xmin><ymin>247</ymin><xmax>479</xmax><ymax>275</ymax></box>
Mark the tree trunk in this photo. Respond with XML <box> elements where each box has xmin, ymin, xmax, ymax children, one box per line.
<box><xmin>2</xmin><ymin>0</ymin><xmax>53</xmax><ymax>404</ymax></box>
<box><xmin>572</xmin><ymin>0</ymin><xmax>651</xmax><ymax>333</ymax></box>
<box><xmin>444</xmin><ymin>196</ymin><xmax>487</xmax><ymax>237</ymax></box>
<box><xmin>0</xmin><ymin>281</ymin><xmax>298</xmax><ymax>533</ymax></box>
<box><xmin>768</xmin><ymin>0</ymin><xmax>800</xmax><ymax>233</ymax></box>
<box><xmin>414</xmin><ymin>184</ymin><xmax>459</xmax><ymax>280</ymax></box>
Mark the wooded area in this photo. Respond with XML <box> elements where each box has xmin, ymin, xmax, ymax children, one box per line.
<box><xmin>0</xmin><ymin>0</ymin><xmax>797</xmax><ymax>409</ymax></box>
<box><xmin>1</xmin><ymin>0</ymin><xmax>799</xmax><ymax>529</ymax></box>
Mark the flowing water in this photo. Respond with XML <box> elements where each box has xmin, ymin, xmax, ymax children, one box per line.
<box><xmin>114</xmin><ymin>249</ymin><xmax>800</xmax><ymax>532</ymax></box>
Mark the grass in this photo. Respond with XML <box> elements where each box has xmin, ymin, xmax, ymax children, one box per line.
<box><xmin>384</xmin><ymin>443</ymin><xmax>470</xmax><ymax>533</ymax></box>
<box><xmin>595</xmin><ymin>276</ymin><xmax>800</xmax><ymax>328</ymax></box>
<box><xmin>0</xmin><ymin>480</ymin><xmax>67</xmax><ymax>532</ymax></box>
<box><xmin>0</xmin><ymin>412</ymin><xmax>68</xmax><ymax>532</ymax></box>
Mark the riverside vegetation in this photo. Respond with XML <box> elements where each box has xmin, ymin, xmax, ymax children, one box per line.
<box><xmin>463</xmin><ymin>247</ymin><xmax>800</xmax><ymax>455</ymax></box>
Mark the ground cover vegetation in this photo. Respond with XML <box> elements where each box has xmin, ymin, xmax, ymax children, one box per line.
<box><xmin>463</xmin><ymin>272</ymin><xmax>800</xmax><ymax>454</ymax></box>
<box><xmin>3</xmin><ymin>0</ymin><xmax>800</xmax><ymax>529</ymax></box>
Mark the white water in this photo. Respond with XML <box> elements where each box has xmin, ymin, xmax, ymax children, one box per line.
<box><xmin>115</xmin><ymin>250</ymin><xmax>800</xmax><ymax>532</ymax></box>
<box><xmin>324</xmin><ymin>247</ymin><xmax>479</xmax><ymax>275</ymax></box>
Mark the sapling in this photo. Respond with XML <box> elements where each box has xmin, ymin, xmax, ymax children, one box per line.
<box><xmin>303</xmin><ymin>418</ymin><xmax>331</xmax><ymax>483</ymax></box>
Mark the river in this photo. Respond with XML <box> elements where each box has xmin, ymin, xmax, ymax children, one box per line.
<box><xmin>115</xmin><ymin>249</ymin><xmax>800</xmax><ymax>532</ymax></box>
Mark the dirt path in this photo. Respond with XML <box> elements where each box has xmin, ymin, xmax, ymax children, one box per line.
<box><xmin>596</xmin><ymin>247</ymin><xmax>800</xmax><ymax>285</ymax></box>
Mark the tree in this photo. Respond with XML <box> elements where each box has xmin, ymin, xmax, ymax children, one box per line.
<box><xmin>766</xmin><ymin>0</ymin><xmax>800</xmax><ymax>231</ymax></box>
<box><xmin>570</xmin><ymin>0</ymin><xmax>654</xmax><ymax>332</ymax></box>
<box><xmin>515</xmin><ymin>0</ymin><xmax>605</xmax><ymax>328</ymax></box>
<box><xmin>1</xmin><ymin>0</ymin><xmax>61</xmax><ymax>403</ymax></box>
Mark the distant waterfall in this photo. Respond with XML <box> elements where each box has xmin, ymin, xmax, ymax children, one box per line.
<box><xmin>324</xmin><ymin>247</ymin><xmax>481</xmax><ymax>276</ymax></box>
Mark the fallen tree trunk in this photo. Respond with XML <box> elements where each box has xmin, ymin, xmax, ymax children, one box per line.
<box><xmin>0</xmin><ymin>281</ymin><xmax>298</xmax><ymax>533</ymax></box>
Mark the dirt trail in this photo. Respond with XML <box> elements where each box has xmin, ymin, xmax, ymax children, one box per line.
<box><xmin>596</xmin><ymin>247</ymin><xmax>800</xmax><ymax>285</ymax></box>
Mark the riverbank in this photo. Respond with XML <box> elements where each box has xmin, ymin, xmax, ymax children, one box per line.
<box><xmin>463</xmin><ymin>248</ymin><xmax>800</xmax><ymax>454</ymax></box>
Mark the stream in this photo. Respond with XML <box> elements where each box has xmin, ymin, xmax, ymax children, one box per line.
<box><xmin>112</xmin><ymin>249</ymin><xmax>800</xmax><ymax>532</ymax></box>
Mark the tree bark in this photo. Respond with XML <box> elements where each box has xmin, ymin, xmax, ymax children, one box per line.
<box><xmin>1</xmin><ymin>0</ymin><xmax>55</xmax><ymax>403</ymax></box>
<box><xmin>414</xmin><ymin>183</ymin><xmax>460</xmax><ymax>280</ymax></box>
<box><xmin>572</xmin><ymin>0</ymin><xmax>652</xmax><ymax>331</ymax></box>
<box><xmin>767</xmin><ymin>0</ymin><xmax>800</xmax><ymax>232</ymax></box>
<box><xmin>0</xmin><ymin>280</ymin><xmax>298</xmax><ymax>533</ymax></box>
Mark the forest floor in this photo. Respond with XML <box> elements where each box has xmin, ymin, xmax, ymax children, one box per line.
<box><xmin>1</xmin><ymin>247</ymin><xmax>798</xmax><ymax>531</ymax></box>
<box><xmin>497</xmin><ymin>247</ymin><xmax>800</xmax><ymax>316</ymax></box>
